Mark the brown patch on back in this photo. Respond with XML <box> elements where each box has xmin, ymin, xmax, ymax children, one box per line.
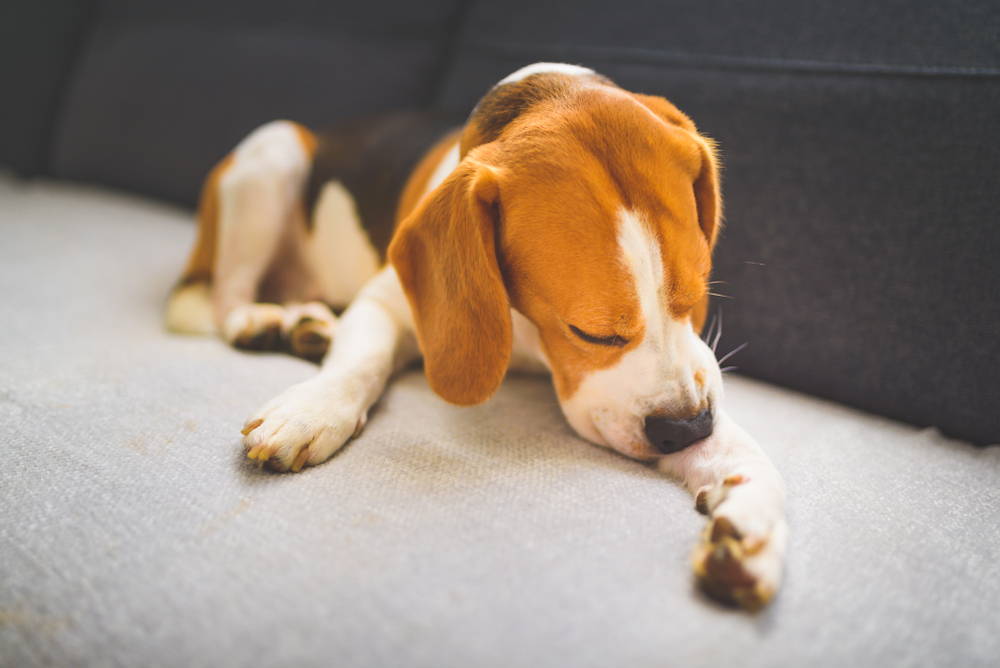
<box><xmin>305</xmin><ymin>113</ymin><xmax>459</xmax><ymax>259</ymax></box>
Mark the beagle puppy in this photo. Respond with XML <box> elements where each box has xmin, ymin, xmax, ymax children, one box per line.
<box><xmin>166</xmin><ymin>63</ymin><xmax>787</xmax><ymax>610</ymax></box>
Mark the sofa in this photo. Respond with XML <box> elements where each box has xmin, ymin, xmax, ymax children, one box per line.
<box><xmin>2</xmin><ymin>1</ymin><xmax>998</xmax><ymax>666</ymax></box>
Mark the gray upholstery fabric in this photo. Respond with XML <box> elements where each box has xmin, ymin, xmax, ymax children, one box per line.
<box><xmin>1</xmin><ymin>175</ymin><xmax>998</xmax><ymax>667</ymax></box>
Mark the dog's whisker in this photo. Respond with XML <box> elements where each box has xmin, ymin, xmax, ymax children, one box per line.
<box><xmin>712</xmin><ymin>310</ymin><xmax>723</xmax><ymax>353</ymax></box>
<box><xmin>703</xmin><ymin>313</ymin><xmax>718</xmax><ymax>345</ymax></box>
<box><xmin>717</xmin><ymin>341</ymin><xmax>748</xmax><ymax>366</ymax></box>
<box><xmin>708</xmin><ymin>292</ymin><xmax>733</xmax><ymax>299</ymax></box>
<box><xmin>720</xmin><ymin>365</ymin><xmax>738</xmax><ymax>373</ymax></box>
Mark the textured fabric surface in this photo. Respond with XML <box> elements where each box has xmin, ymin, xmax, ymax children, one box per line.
<box><xmin>438</xmin><ymin>1</ymin><xmax>1000</xmax><ymax>445</ymax></box>
<box><xmin>1</xmin><ymin>178</ymin><xmax>998</xmax><ymax>667</ymax></box>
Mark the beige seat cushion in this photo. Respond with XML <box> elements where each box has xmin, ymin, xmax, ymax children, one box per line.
<box><xmin>1</xmin><ymin>175</ymin><xmax>997</xmax><ymax>667</ymax></box>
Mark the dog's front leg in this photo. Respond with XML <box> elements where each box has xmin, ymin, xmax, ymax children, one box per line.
<box><xmin>658</xmin><ymin>411</ymin><xmax>788</xmax><ymax>610</ymax></box>
<box><xmin>241</xmin><ymin>268</ymin><xmax>417</xmax><ymax>471</ymax></box>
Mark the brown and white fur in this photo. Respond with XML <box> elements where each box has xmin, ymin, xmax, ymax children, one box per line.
<box><xmin>166</xmin><ymin>63</ymin><xmax>787</xmax><ymax>610</ymax></box>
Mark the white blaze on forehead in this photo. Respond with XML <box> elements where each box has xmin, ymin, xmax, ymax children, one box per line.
<box><xmin>498</xmin><ymin>62</ymin><xmax>594</xmax><ymax>86</ymax></box>
<box><xmin>617</xmin><ymin>209</ymin><xmax>666</xmax><ymax>346</ymax></box>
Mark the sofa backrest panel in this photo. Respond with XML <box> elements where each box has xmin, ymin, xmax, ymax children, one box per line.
<box><xmin>0</xmin><ymin>1</ymin><xmax>94</xmax><ymax>177</ymax></box>
<box><xmin>47</xmin><ymin>0</ymin><xmax>465</xmax><ymax>207</ymax></box>
<box><xmin>438</xmin><ymin>1</ymin><xmax>1000</xmax><ymax>444</ymax></box>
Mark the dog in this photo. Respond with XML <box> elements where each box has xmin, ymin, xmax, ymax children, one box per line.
<box><xmin>165</xmin><ymin>63</ymin><xmax>787</xmax><ymax>610</ymax></box>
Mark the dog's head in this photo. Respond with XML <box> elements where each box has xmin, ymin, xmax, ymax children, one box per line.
<box><xmin>389</xmin><ymin>64</ymin><xmax>723</xmax><ymax>460</ymax></box>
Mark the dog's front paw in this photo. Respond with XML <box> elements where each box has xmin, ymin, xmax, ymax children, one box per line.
<box><xmin>692</xmin><ymin>474</ymin><xmax>788</xmax><ymax>611</ymax></box>
<box><xmin>240</xmin><ymin>379</ymin><xmax>366</xmax><ymax>472</ymax></box>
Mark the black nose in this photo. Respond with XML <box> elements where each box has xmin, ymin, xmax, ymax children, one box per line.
<box><xmin>644</xmin><ymin>409</ymin><xmax>714</xmax><ymax>454</ymax></box>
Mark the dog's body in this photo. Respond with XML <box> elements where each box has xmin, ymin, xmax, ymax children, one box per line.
<box><xmin>166</xmin><ymin>63</ymin><xmax>787</xmax><ymax>610</ymax></box>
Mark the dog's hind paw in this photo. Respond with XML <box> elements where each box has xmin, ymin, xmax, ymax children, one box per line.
<box><xmin>281</xmin><ymin>302</ymin><xmax>337</xmax><ymax>362</ymax></box>
<box><xmin>224</xmin><ymin>303</ymin><xmax>286</xmax><ymax>351</ymax></box>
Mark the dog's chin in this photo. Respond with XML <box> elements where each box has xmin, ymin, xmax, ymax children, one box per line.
<box><xmin>561</xmin><ymin>402</ymin><xmax>660</xmax><ymax>462</ymax></box>
<box><xmin>597</xmin><ymin>428</ymin><xmax>662</xmax><ymax>463</ymax></box>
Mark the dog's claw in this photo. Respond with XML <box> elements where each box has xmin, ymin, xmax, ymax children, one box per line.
<box><xmin>242</xmin><ymin>418</ymin><xmax>263</xmax><ymax>435</ymax></box>
<box><xmin>352</xmin><ymin>413</ymin><xmax>368</xmax><ymax>438</ymax></box>
<box><xmin>238</xmin><ymin>377</ymin><xmax>370</xmax><ymax>473</ymax></box>
<box><xmin>290</xmin><ymin>447</ymin><xmax>310</xmax><ymax>472</ymax></box>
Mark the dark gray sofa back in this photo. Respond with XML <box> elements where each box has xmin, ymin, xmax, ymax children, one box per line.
<box><xmin>0</xmin><ymin>0</ymin><xmax>92</xmax><ymax>177</ymax></box>
<box><xmin>45</xmin><ymin>0</ymin><xmax>466</xmax><ymax>205</ymax></box>
<box><xmin>3</xmin><ymin>0</ymin><xmax>998</xmax><ymax>443</ymax></box>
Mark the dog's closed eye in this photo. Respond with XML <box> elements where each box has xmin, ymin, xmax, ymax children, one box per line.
<box><xmin>569</xmin><ymin>324</ymin><xmax>629</xmax><ymax>347</ymax></box>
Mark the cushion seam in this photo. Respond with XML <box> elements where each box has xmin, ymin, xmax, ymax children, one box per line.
<box><xmin>461</xmin><ymin>40</ymin><xmax>1000</xmax><ymax>79</ymax></box>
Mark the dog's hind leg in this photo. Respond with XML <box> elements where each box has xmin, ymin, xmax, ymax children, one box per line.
<box><xmin>166</xmin><ymin>120</ymin><xmax>322</xmax><ymax>351</ymax></box>
<box><xmin>164</xmin><ymin>154</ymin><xmax>232</xmax><ymax>336</ymax></box>
<box><xmin>213</xmin><ymin>120</ymin><xmax>320</xmax><ymax>351</ymax></box>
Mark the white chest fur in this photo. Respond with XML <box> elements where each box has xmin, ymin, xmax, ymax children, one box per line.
<box><xmin>304</xmin><ymin>180</ymin><xmax>381</xmax><ymax>307</ymax></box>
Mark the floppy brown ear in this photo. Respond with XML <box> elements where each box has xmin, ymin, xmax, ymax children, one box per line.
<box><xmin>388</xmin><ymin>156</ymin><xmax>511</xmax><ymax>405</ymax></box>
<box><xmin>631</xmin><ymin>93</ymin><xmax>722</xmax><ymax>247</ymax></box>
<box><xmin>692</xmin><ymin>135</ymin><xmax>722</xmax><ymax>248</ymax></box>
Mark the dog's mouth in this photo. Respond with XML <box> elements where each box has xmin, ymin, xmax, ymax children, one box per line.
<box><xmin>588</xmin><ymin>412</ymin><xmax>662</xmax><ymax>462</ymax></box>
